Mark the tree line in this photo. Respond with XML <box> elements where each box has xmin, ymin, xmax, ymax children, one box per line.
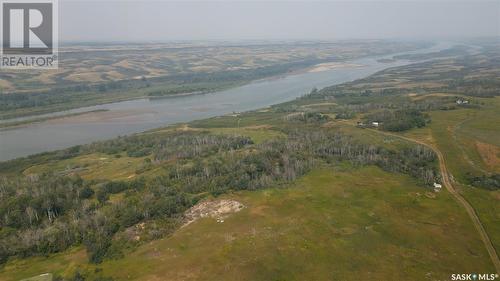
<box><xmin>0</xmin><ymin>127</ymin><xmax>439</xmax><ymax>264</ymax></box>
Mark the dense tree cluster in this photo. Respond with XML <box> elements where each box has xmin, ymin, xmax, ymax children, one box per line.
<box><xmin>0</xmin><ymin>127</ymin><xmax>439</xmax><ymax>264</ymax></box>
<box><xmin>335</xmin><ymin>110</ymin><xmax>356</xmax><ymax>120</ymax></box>
<box><xmin>81</xmin><ymin>131</ymin><xmax>253</xmax><ymax>159</ymax></box>
<box><xmin>0</xmin><ymin>79</ymin><xmax>146</xmax><ymax>113</ymax></box>
<box><xmin>364</xmin><ymin>109</ymin><xmax>430</xmax><ymax>132</ymax></box>
<box><xmin>0</xmin><ymin>172</ymin><xmax>192</xmax><ymax>263</ymax></box>
<box><xmin>284</xmin><ymin>112</ymin><xmax>330</xmax><ymax>124</ymax></box>
<box><xmin>450</xmin><ymin>78</ymin><xmax>500</xmax><ymax>98</ymax></box>
<box><xmin>0</xmin><ymin>132</ymin><xmax>252</xmax><ymax>263</ymax></box>
<box><xmin>466</xmin><ymin>173</ymin><xmax>500</xmax><ymax>190</ymax></box>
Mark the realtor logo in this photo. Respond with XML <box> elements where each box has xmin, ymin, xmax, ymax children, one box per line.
<box><xmin>0</xmin><ymin>0</ymin><xmax>58</xmax><ymax>69</ymax></box>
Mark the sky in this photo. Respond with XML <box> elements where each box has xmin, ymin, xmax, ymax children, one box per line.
<box><xmin>60</xmin><ymin>1</ymin><xmax>500</xmax><ymax>42</ymax></box>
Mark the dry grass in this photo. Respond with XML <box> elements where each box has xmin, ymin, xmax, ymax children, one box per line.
<box><xmin>408</xmin><ymin>92</ymin><xmax>455</xmax><ymax>101</ymax></box>
<box><xmin>475</xmin><ymin>141</ymin><xmax>500</xmax><ymax>172</ymax></box>
<box><xmin>65</xmin><ymin>71</ymin><xmax>105</xmax><ymax>83</ymax></box>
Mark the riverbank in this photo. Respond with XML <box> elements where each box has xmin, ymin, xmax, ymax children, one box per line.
<box><xmin>0</xmin><ymin>42</ymin><xmax>454</xmax><ymax>161</ymax></box>
<box><xmin>307</xmin><ymin>62</ymin><xmax>363</xmax><ymax>73</ymax></box>
<box><xmin>0</xmin><ymin>81</ymin><xmax>240</xmax><ymax>121</ymax></box>
<box><xmin>0</xmin><ymin>42</ymin><xmax>430</xmax><ymax>121</ymax></box>
<box><xmin>0</xmin><ymin>109</ymin><xmax>109</xmax><ymax>129</ymax></box>
<box><xmin>0</xmin><ymin>62</ymin><xmax>373</xmax><ymax>127</ymax></box>
<box><xmin>0</xmin><ymin>57</ymin><xmax>341</xmax><ymax>121</ymax></box>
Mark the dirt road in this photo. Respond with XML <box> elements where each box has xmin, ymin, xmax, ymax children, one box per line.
<box><xmin>368</xmin><ymin>129</ymin><xmax>500</xmax><ymax>273</ymax></box>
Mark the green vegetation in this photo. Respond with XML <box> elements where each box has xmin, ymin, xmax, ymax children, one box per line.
<box><xmin>0</xmin><ymin>40</ymin><xmax>425</xmax><ymax>119</ymax></box>
<box><xmin>0</xmin><ymin>122</ymin><xmax>440</xmax><ymax>267</ymax></box>
<box><xmin>0</xmin><ymin>78</ymin><xmax>239</xmax><ymax>120</ymax></box>
<box><xmin>364</xmin><ymin>109</ymin><xmax>430</xmax><ymax>132</ymax></box>
<box><xmin>467</xmin><ymin>174</ymin><xmax>500</xmax><ymax>191</ymax></box>
<box><xmin>22</xmin><ymin>153</ymin><xmax>148</xmax><ymax>181</ymax></box>
<box><xmin>20</xmin><ymin>273</ymin><xmax>53</xmax><ymax>281</ymax></box>
<box><xmin>0</xmin><ymin>167</ymin><xmax>494</xmax><ymax>280</ymax></box>
<box><xmin>401</xmin><ymin>97</ymin><xmax>500</xmax><ymax>253</ymax></box>
<box><xmin>0</xmin><ymin>40</ymin><xmax>499</xmax><ymax>280</ymax></box>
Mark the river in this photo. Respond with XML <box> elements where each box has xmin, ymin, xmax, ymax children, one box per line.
<box><xmin>0</xmin><ymin>42</ymin><xmax>452</xmax><ymax>161</ymax></box>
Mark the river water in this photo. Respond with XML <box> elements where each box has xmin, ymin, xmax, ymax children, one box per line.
<box><xmin>0</xmin><ymin>42</ymin><xmax>452</xmax><ymax>161</ymax></box>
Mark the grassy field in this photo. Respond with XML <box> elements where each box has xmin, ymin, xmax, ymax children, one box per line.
<box><xmin>1</xmin><ymin>42</ymin><xmax>498</xmax><ymax>281</ymax></box>
<box><xmin>403</xmin><ymin>98</ymin><xmax>500</xmax><ymax>180</ymax></box>
<box><xmin>401</xmin><ymin>97</ymin><xmax>500</xmax><ymax>255</ymax></box>
<box><xmin>0</xmin><ymin>165</ymin><xmax>494</xmax><ymax>280</ymax></box>
<box><xmin>22</xmin><ymin>152</ymin><xmax>148</xmax><ymax>181</ymax></box>
<box><xmin>207</xmin><ymin>125</ymin><xmax>285</xmax><ymax>144</ymax></box>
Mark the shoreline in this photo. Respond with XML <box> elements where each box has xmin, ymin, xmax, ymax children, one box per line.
<box><xmin>0</xmin><ymin>58</ymin><xmax>382</xmax><ymax>162</ymax></box>
<box><xmin>0</xmin><ymin>44</ymin><xmax>444</xmax><ymax>161</ymax></box>
<box><xmin>1</xmin><ymin>62</ymin><xmax>365</xmax><ymax>127</ymax></box>
<box><xmin>0</xmin><ymin>109</ymin><xmax>110</xmax><ymax>130</ymax></box>
<box><xmin>0</xmin><ymin>57</ymin><xmax>386</xmax><ymax>123</ymax></box>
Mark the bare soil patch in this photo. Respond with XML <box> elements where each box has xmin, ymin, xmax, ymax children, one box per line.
<box><xmin>183</xmin><ymin>199</ymin><xmax>244</xmax><ymax>227</ymax></box>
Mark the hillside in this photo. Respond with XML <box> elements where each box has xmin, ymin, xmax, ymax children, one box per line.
<box><xmin>0</xmin><ymin>43</ymin><xmax>499</xmax><ymax>280</ymax></box>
